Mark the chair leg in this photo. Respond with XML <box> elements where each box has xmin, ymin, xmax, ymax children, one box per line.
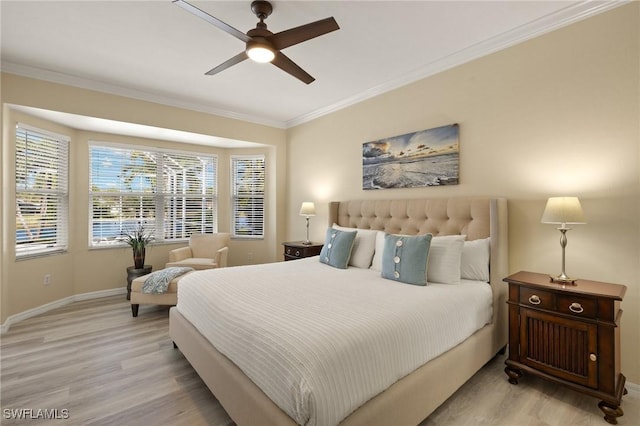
<box><xmin>131</xmin><ymin>304</ymin><xmax>139</xmax><ymax>317</ymax></box>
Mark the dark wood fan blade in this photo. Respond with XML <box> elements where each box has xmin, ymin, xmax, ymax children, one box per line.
<box><xmin>270</xmin><ymin>17</ymin><xmax>339</xmax><ymax>50</ymax></box>
<box><xmin>173</xmin><ymin>0</ymin><xmax>251</xmax><ymax>43</ymax></box>
<box><xmin>272</xmin><ymin>51</ymin><xmax>315</xmax><ymax>84</ymax></box>
<box><xmin>205</xmin><ymin>52</ymin><xmax>248</xmax><ymax>75</ymax></box>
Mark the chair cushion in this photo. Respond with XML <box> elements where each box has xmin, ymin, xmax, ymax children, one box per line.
<box><xmin>166</xmin><ymin>258</ymin><xmax>218</xmax><ymax>270</ymax></box>
<box><xmin>190</xmin><ymin>233</ymin><xmax>229</xmax><ymax>258</ymax></box>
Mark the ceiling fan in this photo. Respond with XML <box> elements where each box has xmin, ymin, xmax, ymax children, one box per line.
<box><xmin>173</xmin><ymin>0</ymin><xmax>340</xmax><ymax>84</ymax></box>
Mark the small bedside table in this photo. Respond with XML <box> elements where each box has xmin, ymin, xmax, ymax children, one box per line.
<box><xmin>282</xmin><ymin>241</ymin><xmax>323</xmax><ymax>261</ymax></box>
<box><xmin>126</xmin><ymin>265</ymin><xmax>152</xmax><ymax>300</ymax></box>
<box><xmin>503</xmin><ymin>271</ymin><xmax>627</xmax><ymax>425</ymax></box>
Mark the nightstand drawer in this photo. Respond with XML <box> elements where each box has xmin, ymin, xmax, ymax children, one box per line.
<box><xmin>285</xmin><ymin>246</ymin><xmax>300</xmax><ymax>257</ymax></box>
<box><xmin>520</xmin><ymin>287</ymin><xmax>554</xmax><ymax>310</ymax></box>
<box><xmin>556</xmin><ymin>294</ymin><xmax>597</xmax><ymax>319</ymax></box>
<box><xmin>282</xmin><ymin>242</ymin><xmax>323</xmax><ymax>261</ymax></box>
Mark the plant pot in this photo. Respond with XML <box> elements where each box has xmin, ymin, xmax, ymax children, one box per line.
<box><xmin>133</xmin><ymin>247</ymin><xmax>146</xmax><ymax>269</ymax></box>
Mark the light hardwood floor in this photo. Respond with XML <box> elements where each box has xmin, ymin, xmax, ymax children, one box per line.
<box><xmin>1</xmin><ymin>296</ymin><xmax>638</xmax><ymax>426</ymax></box>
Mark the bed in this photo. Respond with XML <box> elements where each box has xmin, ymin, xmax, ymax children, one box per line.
<box><xmin>169</xmin><ymin>197</ymin><xmax>508</xmax><ymax>426</ymax></box>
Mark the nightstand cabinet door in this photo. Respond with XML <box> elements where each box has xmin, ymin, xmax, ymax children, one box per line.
<box><xmin>519</xmin><ymin>308</ymin><xmax>598</xmax><ymax>388</ymax></box>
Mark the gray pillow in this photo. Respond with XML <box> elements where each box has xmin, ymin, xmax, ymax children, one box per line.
<box><xmin>319</xmin><ymin>228</ymin><xmax>357</xmax><ymax>269</ymax></box>
<box><xmin>381</xmin><ymin>233</ymin><xmax>433</xmax><ymax>286</ymax></box>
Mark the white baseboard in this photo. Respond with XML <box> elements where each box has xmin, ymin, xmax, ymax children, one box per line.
<box><xmin>1</xmin><ymin>287</ymin><xmax>126</xmax><ymax>334</ymax></box>
<box><xmin>626</xmin><ymin>380</ymin><xmax>640</xmax><ymax>398</ymax></box>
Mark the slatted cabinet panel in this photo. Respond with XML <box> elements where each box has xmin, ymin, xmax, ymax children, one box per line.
<box><xmin>521</xmin><ymin>308</ymin><xmax>597</xmax><ymax>388</ymax></box>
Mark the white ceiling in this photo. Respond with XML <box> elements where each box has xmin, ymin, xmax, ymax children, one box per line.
<box><xmin>0</xmin><ymin>1</ymin><xmax>623</xmax><ymax>139</ymax></box>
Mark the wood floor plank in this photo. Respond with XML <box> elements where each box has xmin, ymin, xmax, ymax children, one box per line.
<box><xmin>1</xmin><ymin>296</ymin><xmax>638</xmax><ymax>425</ymax></box>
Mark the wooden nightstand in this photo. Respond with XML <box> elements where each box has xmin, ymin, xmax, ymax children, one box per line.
<box><xmin>503</xmin><ymin>271</ymin><xmax>627</xmax><ymax>424</ymax></box>
<box><xmin>282</xmin><ymin>241</ymin><xmax>323</xmax><ymax>261</ymax></box>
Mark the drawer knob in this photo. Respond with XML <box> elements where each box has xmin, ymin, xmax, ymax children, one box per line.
<box><xmin>528</xmin><ymin>295</ymin><xmax>541</xmax><ymax>305</ymax></box>
<box><xmin>590</xmin><ymin>353</ymin><xmax>597</xmax><ymax>362</ymax></box>
<box><xmin>286</xmin><ymin>248</ymin><xmax>291</xmax><ymax>254</ymax></box>
<box><xmin>569</xmin><ymin>302</ymin><xmax>584</xmax><ymax>313</ymax></box>
<box><xmin>295</xmin><ymin>250</ymin><xmax>300</xmax><ymax>256</ymax></box>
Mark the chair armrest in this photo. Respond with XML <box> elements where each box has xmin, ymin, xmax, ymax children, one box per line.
<box><xmin>169</xmin><ymin>246</ymin><xmax>193</xmax><ymax>262</ymax></box>
<box><xmin>214</xmin><ymin>246</ymin><xmax>229</xmax><ymax>268</ymax></box>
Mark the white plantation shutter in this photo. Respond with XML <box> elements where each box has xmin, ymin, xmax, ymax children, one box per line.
<box><xmin>89</xmin><ymin>143</ymin><xmax>217</xmax><ymax>246</ymax></box>
<box><xmin>231</xmin><ymin>155</ymin><xmax>265</xmax><ymax>238</ymax></box>
<box><xmin>15</xmin><ymin>125</ymin><xmax>69</xmax><ymax>257</ymax></box>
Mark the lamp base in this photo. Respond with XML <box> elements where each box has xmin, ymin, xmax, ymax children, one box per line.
<box><xmin>302</xmin><ymin>240</ymin><xmax>312</xmax><ymax>246</ymax></box>
<box><xmin>549</xmin><ymin>274</ymin><xmax>578</xmax><ymax>285</ymax></box>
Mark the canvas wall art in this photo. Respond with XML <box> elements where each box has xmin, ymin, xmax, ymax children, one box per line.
<box><xmin>362</xmin><ymin>123</ymin><xmax>459</xmax><ymax>190</ymax></box>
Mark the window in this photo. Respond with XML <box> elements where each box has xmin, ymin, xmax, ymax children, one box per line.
<box><xmin>231</xmin><ymin>155</ymin><xmax>265</xmax><ymax>238</ymax></box>
<box><xmin>15</xmin><ymin>125</ymin><xmax>69</xmax><ymax>258</ymax></box>
<box><xmin>89</xmin><ymin>143</ymin><xmax>217</xmax><ymax>247</ymax></box>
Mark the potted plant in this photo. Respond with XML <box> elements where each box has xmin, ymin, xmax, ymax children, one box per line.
<box><xmin>122</xmin><ymin>223</ymin><xmax>153</xmax><ymax>269</ymax></box>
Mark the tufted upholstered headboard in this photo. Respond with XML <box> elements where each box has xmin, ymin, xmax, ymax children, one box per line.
<box><xmin>328</xmin><ymin>197</ymin><xmax>509</xmax><ymax>348</ymax></box>
<box><xmin>329</xmin><ymin>198</ymin><xmax>495</xmax><ymax>240</ymax></box>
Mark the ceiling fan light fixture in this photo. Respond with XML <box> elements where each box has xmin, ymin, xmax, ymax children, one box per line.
<box><xmin>175</xmin><ymin>0</ymin><xmax>339</xmax><ymax>83</ymax></box>
<box><xmin>246</xmin><ymin>41</ymin><xmax>275</xmax><ymax>63</ymax></box>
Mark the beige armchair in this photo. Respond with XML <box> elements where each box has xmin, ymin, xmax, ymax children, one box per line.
<box><xmin>166</xmin><ymin>233</ymin><xmax>230</xmax><ymax>270</ymax></box>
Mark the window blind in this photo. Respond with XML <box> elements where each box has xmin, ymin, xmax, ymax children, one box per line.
<box><xmin>231</xmin><ymin>155</ymin><xmax>265</xmax><ymax>238</ymax></box>
<box><xmin>161</xmin><ymin>151</ymin><xmax>217</xmax><ymax>239</ymax></box>
<box><xmin>89</xmin><ymin>143</ymin><xmax>217</xmax><ymax>246</ymax></box>
<box><xmin>15</xmin><ymin>125</ymin><xmax>69</xmax><ymax>257</ymax></box>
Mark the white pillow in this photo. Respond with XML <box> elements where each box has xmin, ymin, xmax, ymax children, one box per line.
<box><xmin>370</xmin><ymin>230</ymin><xmax>386</xmax><ymax>272</ymax></box>
<box><xmin>427</xmin><ymin>235</ymin><xmax>465</xmax><ymax>284</ymax></box>
<box><xmin>332</xmin><ymin>224</ymin><xmax>377</xmax><ymax>268</ymax></box>
<box><xmin>461</xmin><ymin>238</ymin><xmax>491</xmax><ymax>282</ymax></box>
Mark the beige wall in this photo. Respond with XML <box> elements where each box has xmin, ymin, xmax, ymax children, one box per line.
<box><xmin>287</xmin><ymin>4</ymin><xmax>640</xmax><ymax>383</ymax></box>
<box><xmin>1</xmin><ymin>74</ymin><xmax>287</xmax><ymax>324</ymax></box>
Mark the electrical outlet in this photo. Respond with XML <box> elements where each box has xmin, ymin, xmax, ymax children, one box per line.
<box><xmin>247</xmin><ymin>252</ymin><xmax>253</xmax><ymax>262</ymax></box>
<box><xmin>43</xmin><ymin>274</ymin><xmax>52</xmax><ymax>285</ymax></box>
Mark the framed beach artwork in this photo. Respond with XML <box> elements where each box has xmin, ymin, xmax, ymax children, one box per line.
<box><xmin>362</xmin><ymin>123</ymin><xmax>459</xmax><ymax>190</ymax></box>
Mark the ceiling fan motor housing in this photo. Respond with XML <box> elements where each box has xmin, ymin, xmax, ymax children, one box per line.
<box><xmin>251</xmin><ymin>1</ymin><xmax>273</xmax><ymax>21</ymax></box>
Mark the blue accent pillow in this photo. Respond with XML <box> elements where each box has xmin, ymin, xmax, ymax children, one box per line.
<box><xmin>319</xmin><ymin>228</ymin><xmax>357</xmax><ymax>269</ymax></box>
<box><xmin>381</xmin><ymin>234</ymin><xmax>433</xmax><ymax>286</ymax></box>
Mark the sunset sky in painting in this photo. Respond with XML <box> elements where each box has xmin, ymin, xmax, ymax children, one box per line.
<box><xmin>363</xmin><ymin>124</ymin><xmax>459</xmax><ymax>164</ymax></box>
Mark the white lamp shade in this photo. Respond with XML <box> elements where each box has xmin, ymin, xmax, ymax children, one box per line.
<box><xmin>299</xmin><ymin>202</ymin><xmax>316</xmax><ymax>217</ymax></box>
<box><xmin>541</xmin><ymin>197</ymin><xmax>586</xmax><ymax>225</ymax></box>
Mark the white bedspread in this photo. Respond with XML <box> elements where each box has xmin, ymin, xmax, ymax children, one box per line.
<box><xmin>177</xmin><ymin>257</ymin><xmax>492</xmax><ymax>426</ymax></box>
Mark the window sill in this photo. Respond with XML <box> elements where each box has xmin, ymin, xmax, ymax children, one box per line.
<box><xmin>16</xmin><ymin>249</ymin><xmax>67</xmax><ymax>261</ymax></box>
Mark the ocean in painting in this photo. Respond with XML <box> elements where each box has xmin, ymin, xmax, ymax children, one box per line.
<box><xmin>363</xmin><ymin>153</ymin><xmax>459</xmax><ymax>189</ymax></box>
<box><xmin>362</xmin><ymin>124</ymin><xmax>459</xmax><ymax>190</ymax></box>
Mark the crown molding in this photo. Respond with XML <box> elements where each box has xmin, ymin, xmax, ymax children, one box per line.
<box><xmin>2</xmin><ymin>1</ymin><xmax>626</xmax><ymax>130</ymax></box>
<box><xmin>0</xmin><ymin>62</ymin><xmax>287</xmax><ymax>129</ymax></box>
<box><xmin>285</xmin><ymin>0</ymin><xmax>628</xmax><ymax>128</ymax></box>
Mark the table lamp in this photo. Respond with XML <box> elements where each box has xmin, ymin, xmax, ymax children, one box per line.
<box><xmin>299</xmin><ymin>202</ymin><xmax>316</xmax><ymax>245</ymax></box>
<box><xmin>541</xmin><ymin>197</ymin><xmax>586</xmax><ymax>284</ymax></box>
